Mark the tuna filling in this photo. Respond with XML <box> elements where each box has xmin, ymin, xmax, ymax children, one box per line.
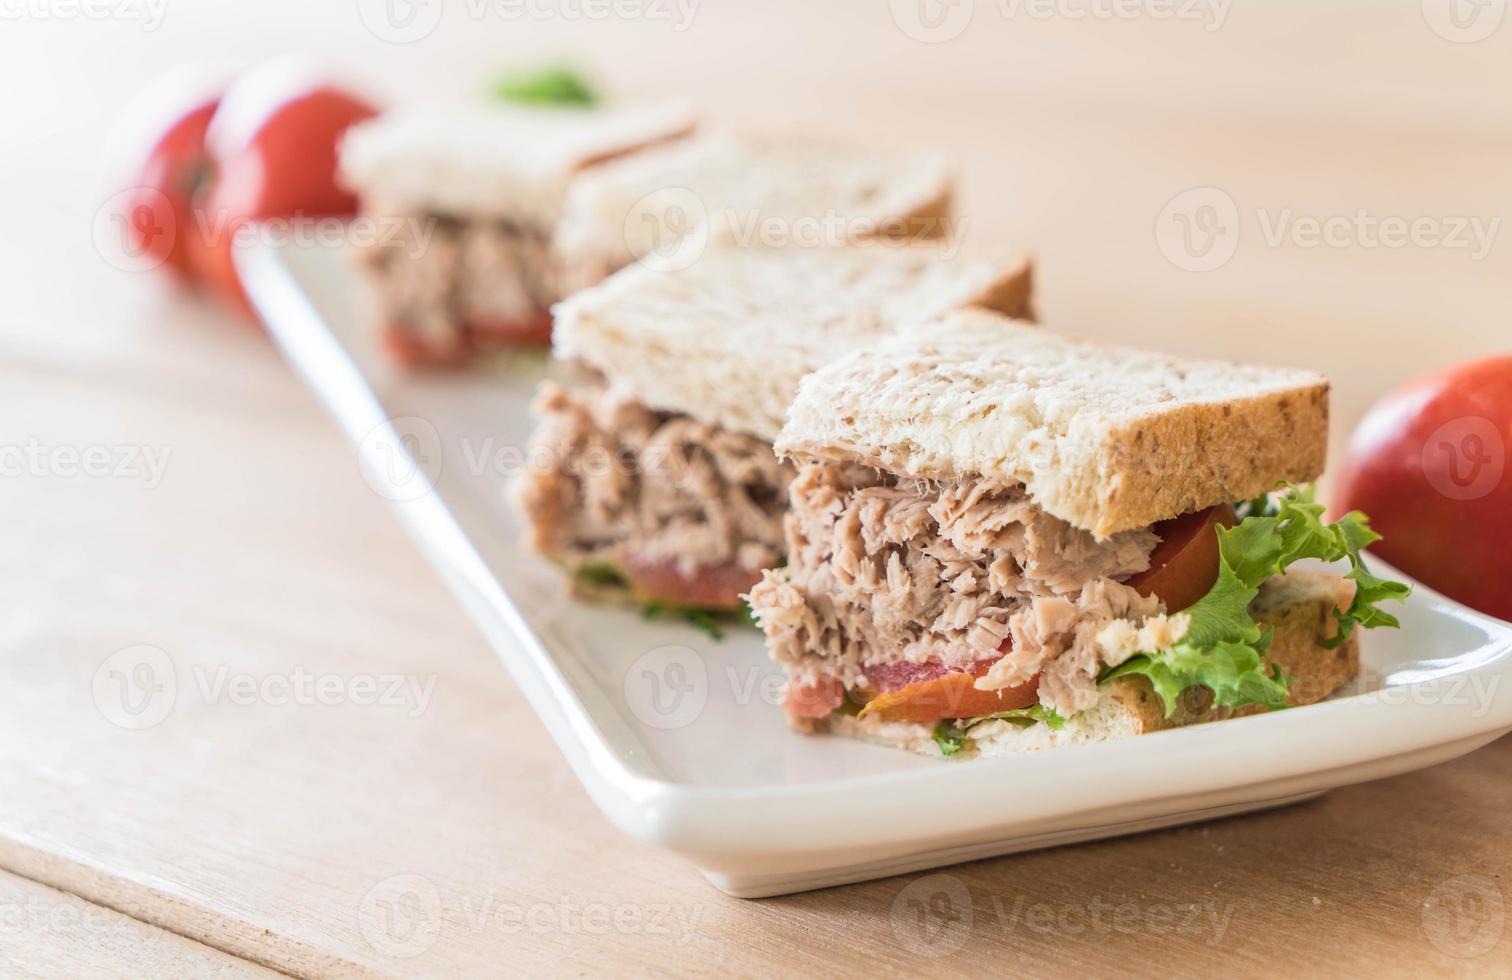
<box><xmin>748</xmin><ymin>462</ymin><xmax>1175</xmax><ymax>718</ymax></box>
<box><xmin>515</xmin><ymin>380</ymin><xmax>793</xmax><ymax>602</ymax></box>
<box><xmin>357</xmin><ymin>210</ymin><xmax>561</xmax><ymax>359</ymax></box>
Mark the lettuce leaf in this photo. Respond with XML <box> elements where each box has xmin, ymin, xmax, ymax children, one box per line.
<box><xmin>1101</xmin><ymin>485</ymin><xmax>1409</xmax><ymax>717</ymax></box>
<box><xmin>931</xmin><ymin>704</ymin><xmax>1067</xmax><ymax>756</ymax></box>
<box><xmin>931</xmin><ymin>722</ymin><xmax>967</xmax><ymax>756</ymax></box>
<box><xmin>968</xmin><ymin>704</ymin><xmax>1067</xmax><ymax>730</ymax></box>
<box><xmin>493</xmin><ymin>67</ymin><xmax>597</xmax><ymax>107</ymax></box>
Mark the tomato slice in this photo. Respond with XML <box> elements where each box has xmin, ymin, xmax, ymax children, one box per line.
<box><xmin>1124</xmin><ymin>504</ymin><xmax>1235</xmax><ymax>612</ymax></box>
<box><xmin>620</xmin><ymin>552</ymin><xmax>765</xmax><ymax>611</ymax></box>
<box><xmin>786</xmin><ymin>677</ymin><xmax>844</xmax><ymax>719</ymax></box>
<box><xmin>466</xmin><ymin>311</ymin><xmax>554</xmax><ymax>347</ymax></box>
<box><xmin>382</xmin><ymin>325</ymin><xmax>473</xmax><ymax>368</ymax></box>
<box><xmin>857</xmin><ymin>671</ymin><xmax>1039</xmax><ymax>723</ymax></box>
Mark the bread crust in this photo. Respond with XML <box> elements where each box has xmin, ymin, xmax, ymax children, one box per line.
<box><xmin>777</xmin><ymin>310</ymin><xmax>1329</xmax><ymax>537</ymax></box>
<box><xmin>553</xmin><ymin>245</ymin><xmax>1035</xmax><ymax>442</ymax></box>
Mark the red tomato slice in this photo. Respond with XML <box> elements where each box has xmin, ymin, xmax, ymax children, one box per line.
<box><xmin>466</xmin><ymin>312</ymin><xmax>554</xmax><ymax>348</ymax></box>
<box><xmin>382</xmin><ymin>325</ymin><xmax>473</xmax><ymax>368</ymax></box>
<box><xmin>858</xmin><ymin>671</ymin><xmax>1039</xmax><ymax>724</ymax></box>
<box><xmin>1124</xmin><ymin>504</ymin><xmax>1235</xmax><ymax>612</ymax></box>
<box><xmin>786</xmin><ymin>678</ymin><xmax>843</xmax><ymax>720</ymax></box>
<box><xmin>620</xmin><ymin>553</ymin><xmax>765</xmax><ymax>611</ymax></box>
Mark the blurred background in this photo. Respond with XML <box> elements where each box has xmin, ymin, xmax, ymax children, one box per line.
<box><xmin>4</xmin><ymin>0</ymin><xmax>1509</xmax><ymax>459</ymax></box>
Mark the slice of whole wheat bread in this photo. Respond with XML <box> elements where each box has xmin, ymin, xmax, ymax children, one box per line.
<box><xmin>552</xmin><ymin>243</ymin><xmax>1033</xmax><ymax>441</ymax></box>
<box><xmin>339</xmin><ymin>101</ymin><xmax>697</xmax><ymax>227</ymax></box>
<box><xmin>809</xmin><ymin>568</ymin><xmax>1358</xmax><ymax>757</ymax></box>
<box><xmin>552</xmin><ymin>130</ymin><xmax>956</xmax><ymax>285</ymax></box>
<box><xmin>777</xmin><ymin>309</ymin><xmax>1329</xmax><ymax>538</ymax></box>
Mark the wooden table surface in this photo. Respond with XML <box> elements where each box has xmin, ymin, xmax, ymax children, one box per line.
<box><xmin>2</xmin><ymin>2</ymin><xmax>1511</xmax><ymax>976</ymax></box>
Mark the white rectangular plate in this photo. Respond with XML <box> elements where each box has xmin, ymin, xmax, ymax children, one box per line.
<box><xmin>239</xmin><ymin>238</ymin><xmax>1512</xmax><ymax>898</ymax></box>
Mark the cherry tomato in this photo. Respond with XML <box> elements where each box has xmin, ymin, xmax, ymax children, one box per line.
<box><xmin>1336</xmin><ymin>356</ymin><xmax>1512</xmax><ymax>621</ymax></box>
<box><xmin>196</xmin><ymin>76</ymin><xmax>377</xmax><ymax>313</ymax></box>
<box><xmin>123</xmin><ymin>97</ymin><xmax>219</xmax><ymax>282</ymax></box>
<box><xmin>1125</xmin><ymin>504</ymin><xmax>1235</xmax><ymax>612</ymax></box>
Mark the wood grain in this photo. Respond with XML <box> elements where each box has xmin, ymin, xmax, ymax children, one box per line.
<box><xmin>0</xmin><ymin>1</ymin><xmax>1509</xmax><ymax>975</ymax></box>
<box><xmin>0</xmin><ymin>870</ymin><xmax>282</xmax><ymax>978</ymax></box>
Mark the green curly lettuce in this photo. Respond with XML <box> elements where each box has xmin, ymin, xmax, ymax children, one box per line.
<box><xmin>1100</xmin><ymin>485</ymin><xmax>1410</xmax><ymax>717</ymax></box>
<box><xmin>931</xmin><ymin>704</ymin><xmax>1068</xmax><ymax>755</ymax></box>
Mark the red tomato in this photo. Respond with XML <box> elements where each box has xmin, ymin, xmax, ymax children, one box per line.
<box><xmin>466</xmin><ymin>312</ymin><xmax>556</xmax><ymax>348</ymax></box>
<box><xmin>787</xmin><ymin>678</ymin><xmax>844</xmax><ymax>720</ymax></box>
<box><xmin>382</xmin><ymin>326</ymin><xmax>474</xmax><ymax>369</ymax></box>
<box><xmin>1335</xmin><ymin>356</ymin><xmax>1512</xmax><ymax>621</ymax></box>
<box><xmin>195</xmin><ymin>73</ymin><xmax>377</xmax><ymax>313</ymax></box>
<box><xmin>619</xmin><ymin>553</ymin><xmax>765</xmax><ymax>611</ymax></box>
<box><xmin>123</xmin><ymin>97</ymin><xmax>219</xmax><ymax>282</ymax></box>
<box><xmin>857</xmin><ymin>672</ymin><xmax>1039</xmax><ymax>724</ymax></box>
<box><xmin>1125</xmin><ymin>504</ymin><xmax>1235</xmax><ymax>612</ymax></box>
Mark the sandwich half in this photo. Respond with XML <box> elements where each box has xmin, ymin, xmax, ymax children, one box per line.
<box><xmin>339</xmin><ymin>101</ymin><xmax>696</xmax><ymax>364</ymax></box>
<box><xmin>748</xmin><ymin>311</ymin><xmax>1409</xmax><ymax>757</ymax></box>
<box><xmin>552</xmin><ymin>130</ymin><xmax>955</xmax><ymax>296</ymax></box>
<box><xmin>513</xmin><ymin>243</ymin><xmax>1033</xmax><ymax>613</ymax></box>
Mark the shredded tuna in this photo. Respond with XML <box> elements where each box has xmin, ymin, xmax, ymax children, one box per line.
<box><xmin>748</xmin><ymin>462</ymin><xmax>1168</xmax><ymax>717</ymax></box>
<box><xmin>515</xmin><ymin>378</ymin><xmax>792</xmax><ymax>578</ymax></box>
<box><xmin>358</xmin><ymin>210</ymin><xmax>560</xmax><ymax>354</ymax></box>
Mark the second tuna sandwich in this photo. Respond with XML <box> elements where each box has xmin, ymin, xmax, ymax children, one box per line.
<box><xmin>514</xmin><ymin>243</ymin><xmax>1033</xmax><ymax>612</ymax></box>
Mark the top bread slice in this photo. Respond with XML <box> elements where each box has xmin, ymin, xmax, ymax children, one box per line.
<box><xmin>338</xmin><ymin>101</ymin><xmax>696</xmax><ymax>227</ymax></box>
<box><xmin>552</xmin><ymin>130</ymin><xmax>954</xmax><ymax>284</ymax></box>
<box><xmin>551</xmin><ymin>242</ymin><xmax>1033</xmax><ymax>441</ymax></box>
<box><xmin>778</xmin><ymin>310</ymin><xmax>1329</xmax><ymax>537</ymax></box>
